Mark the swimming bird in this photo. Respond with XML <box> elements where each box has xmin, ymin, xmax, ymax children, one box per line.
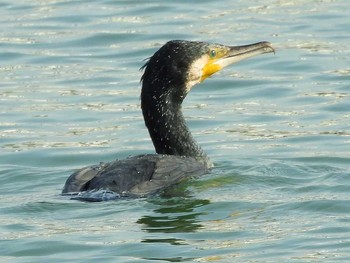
<box><xmin>62</xmin><ymin>40</ymin><xmax>274</xmax><ymax>200</ymax></box>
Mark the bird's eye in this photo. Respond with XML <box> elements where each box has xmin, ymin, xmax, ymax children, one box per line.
<box><xmin>209</xmin><ymin>49</ymin><xmax>217</xmax><ymax>58</ymax></box>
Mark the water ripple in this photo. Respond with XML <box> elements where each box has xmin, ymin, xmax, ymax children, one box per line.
<box><xmin>1</xmin><ymin>0</ymin><xmax>350</xmax><ymax>262</ymax></box>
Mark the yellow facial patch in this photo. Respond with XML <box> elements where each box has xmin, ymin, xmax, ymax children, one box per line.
<box><xmin>200</xmin><ymin>62</ymin><xmax>222</xmax><ymax>82</ymax></box>
<box><xmin>199</xmin><ymin>47</ymin><xmax>228</xmax><ymax>82</ymax></box>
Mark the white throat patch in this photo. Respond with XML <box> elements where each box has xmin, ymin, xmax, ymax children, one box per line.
<box><xmin>185</xmin><ymin>55</ymin><xmax>208</xmax><ymax>93</ymax></box>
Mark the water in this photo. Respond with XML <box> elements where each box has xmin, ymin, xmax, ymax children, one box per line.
<box><xmin>1</xmin><ymin>0</ymin><xmax>349</xmax><ymax>262</ymax></box>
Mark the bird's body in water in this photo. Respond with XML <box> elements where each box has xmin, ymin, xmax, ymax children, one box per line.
<box><xmin>62</xmin><ymin>40</ymin><xmax>274</xmax><ymax>201</ymax></box>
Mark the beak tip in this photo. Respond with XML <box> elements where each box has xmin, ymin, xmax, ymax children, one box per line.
<box><xmin>265</xmin><ymin>41</ymin><xmax>276</xmax><ymax>55</ymax></box>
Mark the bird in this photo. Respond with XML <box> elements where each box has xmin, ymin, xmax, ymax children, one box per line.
<box><xmin>62</xmin><ymin>40</ymin><xmax>275</xmax><ymax>201</ymax></box>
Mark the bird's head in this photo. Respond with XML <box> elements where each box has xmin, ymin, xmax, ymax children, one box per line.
<box><xmin>141</xmin><ymin>40</ymin><xmax>275</xmax><ymax>102</ymax></box>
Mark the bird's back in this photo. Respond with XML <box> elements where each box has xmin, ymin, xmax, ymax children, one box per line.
<box><xmin>62</xmin><ymin>154</ymin><xmax>209</xmax><ymax>200</ymax></box>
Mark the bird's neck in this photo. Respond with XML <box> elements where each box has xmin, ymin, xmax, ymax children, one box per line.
<box><xmin>141</xmin><ymin>92</ymin><xmax>208</xmax><ymax>162</ymax></box>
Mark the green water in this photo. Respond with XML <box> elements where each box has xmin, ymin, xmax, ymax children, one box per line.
<box><xmin>1</xmin><ymin>0</ymin><xmax>350</xmax><ymax>262</ymax></box>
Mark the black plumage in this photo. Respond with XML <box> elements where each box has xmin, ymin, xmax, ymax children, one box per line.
<box><xmin>62</xmin><ymin>40</ymin><xmax>274</xmax><ymax>200</ymax></box>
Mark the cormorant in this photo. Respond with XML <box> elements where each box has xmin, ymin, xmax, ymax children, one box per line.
<box><xmin>62</xmin><ymin>40</ymin><xmax>274</xmax><ymax>200</ymax></box>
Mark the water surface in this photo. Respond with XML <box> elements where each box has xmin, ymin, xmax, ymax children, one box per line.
<box><xmin>1</xmin><ymin>0</ymin><xmax>350</xmax><ymax>262</ymax></box>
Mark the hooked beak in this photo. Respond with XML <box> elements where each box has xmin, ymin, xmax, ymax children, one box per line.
<box><xmin>217</xmin><ymin>41</ymin><xmax>275</xmax><ymax>69</ymax></box>
<box><xmin>200</xmin><ymin>41</ymin><xmax>275</xmax><ymax>82</ymax></box>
